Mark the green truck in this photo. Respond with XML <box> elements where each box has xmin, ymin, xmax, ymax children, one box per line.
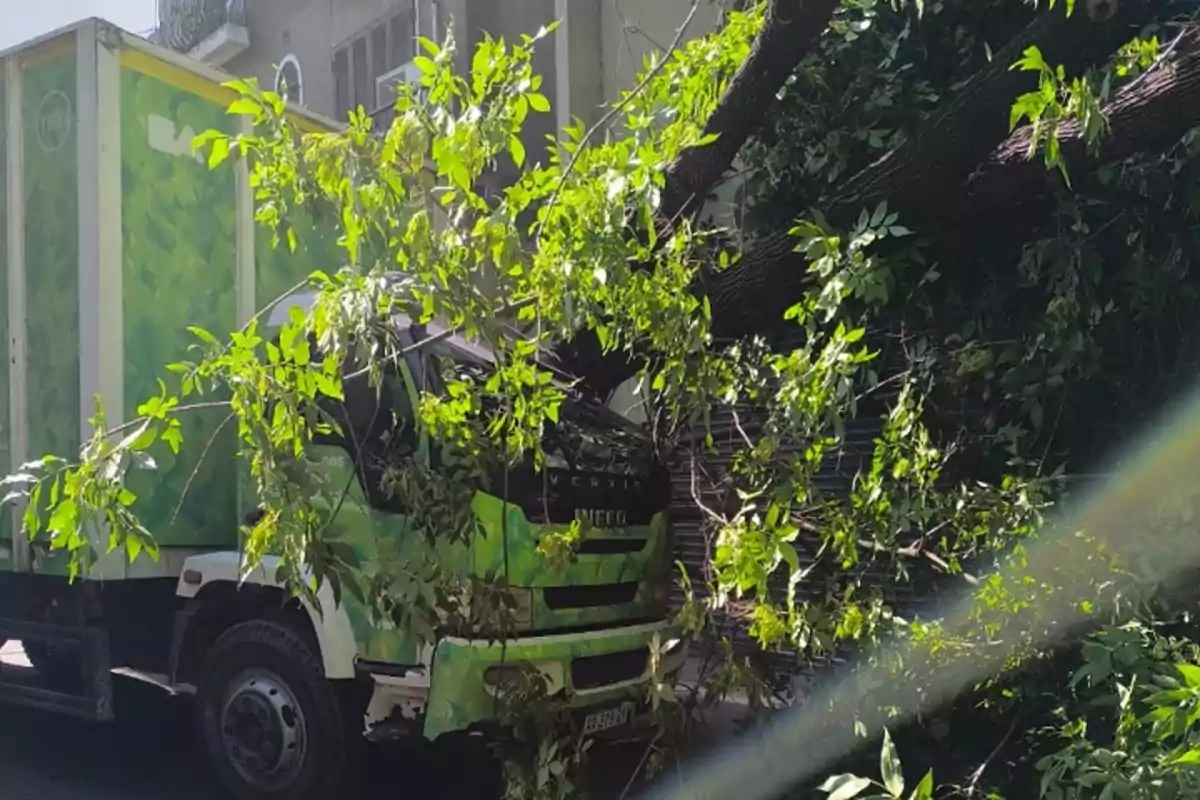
<box><xmin>0</xmin><ymin>18</ymin><xmax>683</xmax><ymax>798</ymax></box>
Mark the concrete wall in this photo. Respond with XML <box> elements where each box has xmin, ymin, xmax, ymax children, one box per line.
<box><xmin>598</xmin><ymin>0</ymin><xmax>723</xmax><ymax>105</ymax></box>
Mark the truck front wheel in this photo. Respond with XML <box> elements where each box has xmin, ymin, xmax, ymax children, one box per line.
<box><xmin>24</xmin><ymin>641</ymin><xmax>81</xmax><ymax>690</ymax></box>
<box><xmin>197</xmin><ymin>620</ymin><xmax>360</xmax><ymax>800</ymax></box>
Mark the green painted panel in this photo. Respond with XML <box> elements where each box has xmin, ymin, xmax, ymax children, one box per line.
<box><xmin>24</xmin><ymin>48</ymin><xmax>80</xmax><ymax>475</ymax></box>
<box><xmin>311</xmin><ymin>444</ymin><xmax>424</xmax><ymax>666</ymax></box>
<box><xmin>0</xmin><ymin>71</ymin><xmax>9</xmax><ymax>572</ymax></box>
<box><xmin>23</xmin><ymin>46</ymin><xmax>80</xmax><ymax>576</ymax></box>
<box><xmin>120</xmin><ymin>65</ymin><xmax>238</xmax><ymax>547</ymax></box>
<box><xmin>245</xmin><ymin>147</ymin><xmax>340</xmax><ymax>523</ymax></box>
<box><xmin>255</xmin><ymin>204</ymin><xmax>341</xmax><ymax>312</ymax></box>
<box><xmin>307</xmin><ymin>441</ymin><xmax>474</xmax><ymax>666</ymax></box>
<box><xmin>471</xmin><ymin>493</ymin><xmax>670</xmax><ymax>590</ymax></box>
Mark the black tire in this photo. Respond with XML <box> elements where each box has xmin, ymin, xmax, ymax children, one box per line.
<box><xmin>197</xmin><ymin>619</ymin><xmax>361</xmax><ymax>800</ymax></box>
<box><xmin>24</xmin><ymin>640</ymin><xmax>81</xmax><ymax>690</ymax></box>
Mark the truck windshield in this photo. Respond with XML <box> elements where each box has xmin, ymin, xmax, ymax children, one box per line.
<box><xmin>410</xmin><ymin>325</ymin><xmax>668</xmax><ymax>522</ymax></box>
<box><xmin>408</xmin><ymin>317</ymin><xmax>651</xmax><ymax>446</ymax></box>
<box><xmin>266</xmin><ymin>292</ymin><xmax>654</xmax><ymax>464</ymax></box>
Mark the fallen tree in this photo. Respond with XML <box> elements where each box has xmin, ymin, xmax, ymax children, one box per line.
<box><xmin>564</xmin><ymin>0</ymin><xmax>1172</xmax><ymax>396</ymax></box>
<box><xmin>657</xmin><ymin>0</ymin><xmax>843</xmax><ymax>224</ymax></box>
<box><xmin>960</xmin><ymin>23</ymin><xmax>1200</xmax><ymax>224</ymax></box>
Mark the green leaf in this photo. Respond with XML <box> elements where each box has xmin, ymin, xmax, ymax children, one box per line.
<box><xmin>1172</xmin><ymin>748</ymin><xmax>1200</xmax><ymax>766</ymax></box>
<box><xmin>226</xmin><ymin>98</ymin><xmax>261</xmax><ymax>117</ymax></box>
<box><xmin>510</xmin><ymin>135</ymin><xmax>526</xmax><ymax>168</ymax></box>
<box><xmin>189</xmin><ymin>326</ymin><xmax>221</xmax><ymax>347</ymax></box>
<box><xmin>417</xmin><ymin>36</ymin><xmax>441</xmax><ymax>57</ymax></box>
<box><xmin>880</xmin><ymin>728</ymin><xmax>904</xmax><ymax>796</ymax></box>
<box><xmin>162</xmin><ymin>421</ymin><xmax>184</xmax><ymax>454</ymax></box>
<box><xmin>221</xmin><ymin>77</ymin><xmax>258</xmax><ymax>94</ymax></box>
<box><xmin>1178</xmin><ymin>662</ymin><xmax>1200</xmax><ymax>688</ymax></box>
<box><xmin>820</xmin><ymin>774</ymin><xmax>872</xmax><ymax>800</ymax></box>
<box><xmin>527</xmin><ymin>93</ymin><xmax>551</xmax><ymax>113</ymax></box>
<box><xmin>908</xmin><ymin>771</ymin><xmax>934</xmax><ymax>800</ymax></box>
<box><xmin>1013</xmin><ymin>45</ymin><xmax>1048</xmax><ymax>74</ymax></box>
<box><xmin>47</xmin><ymin>498</ymin><xmax>78</xmax><ymax>538</ymax></box>
<box><xmin>779</xmin><ymin>541</ymin><xmax>799</xmax><ymax>575</ymax></box>
<box><xmin>189</xmin><ymin>128</ymin><xmax>223</xmax><ymax>153</ymax></box>
<box><xmin>207</xmin><ymin>136</ymin><xmax>231</xmax><ymax>169</ymax></box>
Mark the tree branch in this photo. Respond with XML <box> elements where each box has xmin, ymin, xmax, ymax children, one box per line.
<box><xmin>535</xmin><ymin>0</ymin><xmax>703</xmax><ymax>244</ymax></box>
<box><xmin>965</xmin><ymin>709</ymin><xmax>1023</xmax><ymax>797</ymax></box>
<box><xmin>561</xmin><ymin>0</ymin><xmax>843</xmax><ymax>396</ymax></box>
<box><xmin>699</xmin><ymin>1</ymin><xmax>1158</xmax><ymax>342</ymax></box>
<box><xmin>658</xmin><ymin>0</ymin><xmax>842</xmax><ymax>224</ymax></box>
<box><xmin>959</xmin><ymin>24</ymin><xmax>1200</xmax><ymax>225</ymax></box>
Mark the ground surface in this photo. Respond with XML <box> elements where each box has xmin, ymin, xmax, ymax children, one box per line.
<box><xmin>0</xmin><ymin>641</ymin><xmax>212</xmax><ymax>799</ymax></box>
<box><xmin>0</xmin><ymin>640</ymin><xmax>451</xmax><ymax>799</ymax></box>
<box><xmin>0</xmin><ymin>640</ymin><xmax>674</xmax><ymax>798</ymax></box>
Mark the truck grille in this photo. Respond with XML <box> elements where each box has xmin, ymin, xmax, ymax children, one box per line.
<box><xmin>576</xmin><ymin>538</ymin><xmax>646</xmax><ymax>555</ymax></box>
<box><xmin>508</xmin><ymin>466</ymin><xmax>672</xmax><ymax>526</ymax></box>
<box><xmin>571</xmin><ymin>648</ymin><xmax>648</xmax><ymax>690</ymax></box>
<box><xmin>544</xmin><ymin>582</ymin><xmax>639</xmax><ymax>610</ymax></box>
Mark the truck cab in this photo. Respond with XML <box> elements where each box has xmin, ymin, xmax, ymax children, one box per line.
<box><xmin>168</xmin><ymin>298</ymin><xmax>686</xmax><ymax>797</ymax></box>
<box><xmin>0</xmin><ymin>20</ymin><xmax>682</xmax><ymax>796</ymax></box>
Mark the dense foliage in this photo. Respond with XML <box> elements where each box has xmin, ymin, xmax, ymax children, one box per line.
<box><xmin>9</xmin><ymin>0</ymin><xmax>1200</xmax><ymax>797</ymax></box>
<box><xmin>731</xmin><ymin>0</ymin><xmax>1200</xmax><ymax>798</ymax></box>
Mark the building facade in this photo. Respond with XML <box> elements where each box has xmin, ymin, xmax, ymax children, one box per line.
<box><xmin>153</xmin><ymin>0</ymin><xmax>723</xmax><ymax>154</ymax></box>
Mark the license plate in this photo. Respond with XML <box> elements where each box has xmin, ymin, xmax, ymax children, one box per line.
<box><xmin>582</xmin><ymin>703</ymin><xmax>632</xmax><ymax>735</ymax></box>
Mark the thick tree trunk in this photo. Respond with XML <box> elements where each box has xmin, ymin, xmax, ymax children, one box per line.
<box><xmin>958</xmin><ymin>25</ymin><xmax>1200</xmax><ymax>224</ymax></box>
<box><xmin>658</xmin><ymin>0</ymin><xmax>842</xmax><ymax>224</ymax></box>
<box><xmin>702</xmin><ymin>1</ymin><xmax>1157</xmax><ymax>343</ymax></box>
<box><xmin>561</xmin><ymin>0</ymin><xmax>842</xmax><ymax>396</ymax></box>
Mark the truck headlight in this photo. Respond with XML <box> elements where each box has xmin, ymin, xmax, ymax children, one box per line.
<box><xmin>484</xmin><ymin>661</ymin><xmax>565</xmax><ymax>695</ymax></box>
<box><xmin>483</xmin><ymin>663</ymin><xmax>531</xmax><ymax>689</ymax></box>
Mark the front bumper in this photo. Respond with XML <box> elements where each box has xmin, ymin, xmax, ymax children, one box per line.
<box><xmin>422</xmin><ymin>620</ymin><xmax>686</xmax><ymax>740</ymax></box>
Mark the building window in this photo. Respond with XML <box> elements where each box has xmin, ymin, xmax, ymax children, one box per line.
<box><xmin>333</xmin><ymin>48</ymin><xmax>350</xmax><ymax>119</ymax></box>
<box><xmin>331</xmin><ymin>5</ymin><xmax>419</xmax><ymax>119</ymax></box>
<box><xmin>274</xmin><ymin>54</ymin><xmax>304</xmax><ymax>105</ymax></box>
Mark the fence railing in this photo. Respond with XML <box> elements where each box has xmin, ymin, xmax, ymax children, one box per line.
<box><xmin>155</xmin><ymin>0</ymin><xmax>245</xmax><ymax>54</ymax></box>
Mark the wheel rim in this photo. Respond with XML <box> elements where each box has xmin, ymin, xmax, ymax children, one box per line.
<box><xmin>218</xmin><ymin>668</ymin><xmax>308</xmax><ymax>792</ymax></box>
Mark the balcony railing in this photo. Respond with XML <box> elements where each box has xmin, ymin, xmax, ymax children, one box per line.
<box><xmin>156</xmin><ymin>0</ymin><xmax>248</xmax><ymax>66</ymax></box>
